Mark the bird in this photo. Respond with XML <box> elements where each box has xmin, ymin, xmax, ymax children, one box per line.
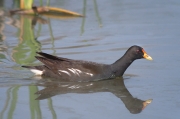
<box><xmin>22</xmin><ymin>45</ymin><xmax>152</xmax><ymax>81</ymax></box>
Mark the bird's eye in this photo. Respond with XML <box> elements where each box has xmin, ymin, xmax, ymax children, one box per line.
<box><xmin>136</xmin><ymin>49</ymin><xmax>142</xmax><ymax>54</ymax></box>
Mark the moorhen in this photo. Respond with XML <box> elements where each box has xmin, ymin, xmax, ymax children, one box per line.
<box><xmin>22</xmin><ymin>45</ymin><xmax>152</xmax><ymax>81</ymax></box>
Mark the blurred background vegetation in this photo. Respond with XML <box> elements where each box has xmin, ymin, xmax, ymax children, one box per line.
<box><xmin>0</xmin><ymin>0</ymin><xmax>102</xmax><ymax>118</ymax></box>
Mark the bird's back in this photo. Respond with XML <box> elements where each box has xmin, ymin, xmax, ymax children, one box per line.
<box><xmin>27</xmin><ymin>52</ymin><xmax>112</xmax><ymax>81</ymax></box>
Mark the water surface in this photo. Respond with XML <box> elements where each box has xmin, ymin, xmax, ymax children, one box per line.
<box><xmin>0</xmin><ymin>0</ymin><xmax>180</xmax><ymax>119</ymax></box>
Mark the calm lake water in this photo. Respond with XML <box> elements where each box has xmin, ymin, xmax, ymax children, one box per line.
<box><xmin>0</xmin><ymin>0</ymin><xmax>180</xmax><ymax>119</ymax></box>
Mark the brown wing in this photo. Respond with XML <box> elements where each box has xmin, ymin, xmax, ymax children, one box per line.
<box><xmin>35</xmin><ymin>56</ymin><xmax>61</xmax><ymax>75</ymax></box>
<box><xmin>35</xmin><ymin>52</ymin><xmax>110</xmax><ymax>80</ymax></box>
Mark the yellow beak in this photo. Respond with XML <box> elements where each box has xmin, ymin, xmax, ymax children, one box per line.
<box><xmin>142</xmin><ymin>49</ymin><xmax>153</xmax><ymax>60</ymax></box>
<box><xmin>142</xmin><ymin>99</ymin><xmax>153</xmax><ymax>110</ymax></box>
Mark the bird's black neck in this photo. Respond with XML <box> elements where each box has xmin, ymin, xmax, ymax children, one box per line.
<box><xmin>111</xmin><ymin>54</ymin><xmax>135</xmax><ymax>76</ymax></box>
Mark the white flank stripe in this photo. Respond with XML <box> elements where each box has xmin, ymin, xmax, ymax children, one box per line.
<box><xmin>58</xmin><ymin>70</ymin><xmax>71</xmax><ymax>76</ymax></box>
<box><xmin>74</xmin><ymin>70</ymin><xmax>80</xmax><ymax>76</ymax></box>
<box><xmin>68</xmin><ymin>68</ymin><xmax>81</xmax><ymax>76</ymax></box>
<box><xmin>30</xmin><ymin>69</ymin><xmax>43</xmax><ymax>75</ymax></box>
<box><xmin>68</xmin><ymin>68</ymin><xmax>93</xmax><ymax>77</ymax></box>
<box><xmin>76</xmin><ymin>69</ymin><xmax>82</xmax><ymax>73</ymax></box>
<box><xmin>68</xmin><ymin>85</ymin><xmax>80</xmax><ymax>89</ymax></box>
<box><xmin>86</xmin><ymin>72</ymin><xmax>93</xmax><ymax>76</ymax></box>
<box><xmin>68</xmin><ymin>68</ymin><xmax>75</xmax><ymax>74</ymax></box>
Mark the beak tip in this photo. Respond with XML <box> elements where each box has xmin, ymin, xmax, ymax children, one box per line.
<box><xmin>149</xmin><ymin>57</ymin><xmax>153</xmax><ymax>60</ymax></box>
<box><xmin>144</xmin><ymin>55</ymin><xmax>153</xmax><ymax>60</ymax></box>
<box><xmin>145</xmin><ymin>99</ymin><xmax>153</xmax><ymax>103</ymax></box>
<box><xmin>142</xmin><ymin>99</ymin><xmax>153</xmax><ymax>110</ymax></box>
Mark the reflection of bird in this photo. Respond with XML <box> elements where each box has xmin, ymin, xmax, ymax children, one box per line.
<box><xmin>22</xmin><ymin>45</ymin><xmax>152</xmax><ymax>81</ymax></box>
<box><xmin>35</xmin><ymin>77</ymin><xmax>152</xmax><ymax>114</ymax></box>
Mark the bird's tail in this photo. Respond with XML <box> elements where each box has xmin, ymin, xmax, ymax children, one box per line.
<box><xmin>22</xmin><ymin>65</ymin><xmax>45</xmax><ymax>75</ymax></box>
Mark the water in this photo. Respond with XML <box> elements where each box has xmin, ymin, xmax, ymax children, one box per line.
<box><xmin>0</xmin><ymin>0</ymin><xmax>180</xmax><ymax>119</ymax></box>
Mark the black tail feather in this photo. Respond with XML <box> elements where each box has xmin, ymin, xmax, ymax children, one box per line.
<box><xmin>22</xmin><ymin>65</ymin><xmax>34</xmax><ymax>69</ymax></box>
<box><xmin>36</xmin><ymin>52</ymin><xmax>70</xmax><ymax>61</ymax></box>
<box><xmin>35</xmin><ymin>56</ymin><xmax>55</xmax><ymax>66</ymax></box>
<box><xmin>36</xmin><ymin>52</ymin><xmax>60</xmax><ymax>60</ymax></box>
